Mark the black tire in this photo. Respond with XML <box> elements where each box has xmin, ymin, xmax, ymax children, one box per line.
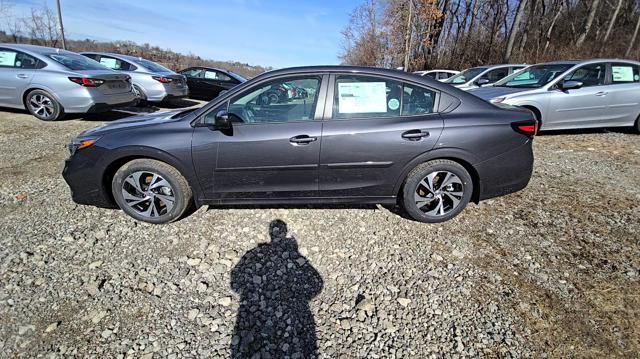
<box><xmin>401</xmin><ymin>160</ymin><xmax>473</xmax><ymax>223</ymax></box>
<box><xmin>133</xmin><ymin>85</ymin><xmax>147</xmax><ymax>107</ymax></box>
<box><xmin>634</xmin><ymin>115</ymin><xmax>640</xmax><ymax>134</ymax></box>
<box><xmin>111</xmin><ymin>159</ymin><xmax>193</xmax><ymax>224</ymax></box>
<box><xmin>25</xmin><ymin>89</ymin><xmax>64</xmax><ymax>121</ymax></box>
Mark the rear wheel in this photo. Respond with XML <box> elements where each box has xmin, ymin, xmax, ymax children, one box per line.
<box><xmin>132</xmin><ymin>85</ymin><xmax>147</xmax><ymax>107</ymax></box>
<box><xmin>401</xmin><ymin>160</ymin><xmax>473</xmax><ymax>223</ymax></box>
<box><xmin>26</xmin><ymin>90</ymin><xmax>63</xmax><ymax>121</ymax></box>
<box><xmin>634</xmin><ymin>115</ymin><xmax>640</xmax><ymax>134</ymax></box>
<box><xmin>112</xmin><ymin>159</ymin><xmax>193</xmax><ymax>224</ymax></box>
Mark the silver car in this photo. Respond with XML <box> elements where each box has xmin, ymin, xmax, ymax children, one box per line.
<box><xmin>80</xmin><ymin>52</ymin><xmax>188</xmax><ymax>103</ymax></box>
<box><xmin>444</xmin><ymin>64</ymin><xmax>526</xmax><ymax>90</ymax></box>
<box><xmin>470</xmin><ymin>59</ymin><xmax>640</xmax><ymax>131</ymax></box>
<box><xmin>0</xmin><ymin>44</ymin><xmax>135</xmax><ymax>121</ymax></box>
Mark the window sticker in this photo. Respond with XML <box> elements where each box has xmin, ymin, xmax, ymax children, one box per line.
<box><xmin>337</xmin><ymin>82</ymin><xmax>387</xmax><ymax>113</ymax></box>
<box><xmin>204</xmin><ymin>71</ymin><xmax>217</xmax><ymax>79</ymax></box>
<box><xmin>99</xmin><ymin>57</ymin><xmax>118</xmax><ymax>69</ymax></box>
<box><xmin>388</xmin><ymin>98</ymin><xmax>400</xmax><ymax>110</ymax></box>
<box><xmin>612</xmin><ymin>66</ymin><xmax>634</xmax><ymax>82</ymax></box>
<box><xmin>0</xmin><ymin>51</ymin><xmax>17</xmax><ymax>66</ymax></box>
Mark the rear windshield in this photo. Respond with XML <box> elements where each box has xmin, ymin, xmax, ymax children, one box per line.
<box><xmin>47</xmin><ymin>52</ymin><xmax>109</xmax><ymax>71</ymax></box>
<box><xmin>132</xmin><ymin>58</ymin><xmax>172</xmax><ymax>73</ymax></box>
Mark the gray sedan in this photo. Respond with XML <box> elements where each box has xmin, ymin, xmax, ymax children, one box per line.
<box><xmin>0</xmin><ymin>44</ymin><xmax>136</xmax><ymax>121</ymax></box>
<box><xmin>81</xmin><ymin>52</ymin><xmax>188</xmax><ymax>104</ymax></box>
<box><xmin>470</xmin><ymin>59</ymin><xmax>640</xmax><ymax>132</ymax></box>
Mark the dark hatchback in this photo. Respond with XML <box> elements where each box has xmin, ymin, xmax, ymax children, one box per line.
<box><xmin>179</xmin><ymin>66</ymin><xmax>247</xmax><ymax>100</ymax></box>
<box><xmin>63</xmin><ymin>66</ymin><xmax>536</xmax><ymax>224</ymax></box>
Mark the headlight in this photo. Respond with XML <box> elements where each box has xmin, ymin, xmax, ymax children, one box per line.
<box><xmin>490</xmin><ymin>97</ymin><xmax>506</xmax><ymax>104</ymax></box>
<box><xmin>68</xmin><ymin>136</ymin><xmax>101</xmax><ymax>155</ymax></box>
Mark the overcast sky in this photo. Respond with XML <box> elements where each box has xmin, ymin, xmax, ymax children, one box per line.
<box><xmin>8</xmin><ymin>0</ymin><xmax>359</xmax><ymax>68</ymax></box>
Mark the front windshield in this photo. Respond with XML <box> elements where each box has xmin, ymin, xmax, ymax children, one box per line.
<box><xmin>47</xmin><ymin>52</ymin><xmax>110</xmax><ymax>71</ymax></box>
<box><xmin>446</xmin><ymin>67</ymin><xmax>487</xmax><ymax>84</ymax></box>
<box><xmin>494</xmin><ymin>64</ymin><xmax>574</xmax><ymax>88</ymax></box>
<box><xmin>132</xmin><ymin>58</ymin><xmax>172</xmax><ymax>73</ymax></box>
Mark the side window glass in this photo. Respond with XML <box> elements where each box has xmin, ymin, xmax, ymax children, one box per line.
<box><xmin>334</xmin><ymin>75</ymin><xmax>402</xmax><ymax>119</ymax></box>
<box><xmin>0</xmin><ymin>49</ymin><xmax>19</xmax><ymax>68</ymax></box>
<box><xmin>181</xmin><ymin>68</ymin><xmax>204</xmax><ymax>78</ymax></box>
<box><xmin>15</xmin><ymin>52</ymin><xmax>38</xmax><ymax>69</ymax></box>
<box><xmin>99</xmin><ymin>56</ymin><xmax>134</xmax><ymax>71</ymax></box>
<box><xmin>482</xmin><ymin>68</ymin><xmax>509</xmax><ymax>82</ymax></box>
<box><xmin>227</xmin><ymin>76</ymin><xmax>321</xmax><ymax>124</ymax></box>
<box><xmin>610</xmin><ymin>63</ymin><xmax>640</xmax><ymax>84</ymax></box>
<box><xmin>564</xmin><ymin>63</ymin><xmax>605</xmax><ymax>87</ymax></box>
<box><xmin>402</xmin><ymin>83</ymin><xmax>436</xmax><ymax>116</ymax></box>
<box><xmin>205</xmin><ymin>70</ymin><xmax>232</xmax><ymax>81</ymax></box>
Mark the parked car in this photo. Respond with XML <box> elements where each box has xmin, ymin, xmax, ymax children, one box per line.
<box><xmin>80</xmin><ymin>52</ymin><xmax>188</xmax><ymax>104</ymax></box>
<box><xmin>413</xmin><ymin>69</ymin><xmax>459</xmax><ymax>81</ymax></box>
<box><xmin>178</xmin><ymin>67</ymin><xmax>246</xmax><ymax>100</ymax></box>
<box><xmin>444</xmin><ymin>64</ymin><xmax>526</xmax><ymax>90</ymax></box>
<box><xmin>469</xmin><ymin>59</ymin><xmax>640</xmax><ymax>132</ymax></box>
<box><xmin>62</xmin><ymin>65</ymin><xmax>537</xmax><ymax>224</ymax></box>
<box><xmin>0</xmin><ymin>44</ymin><xmax>135</xmax><ymax>121</ymax></box>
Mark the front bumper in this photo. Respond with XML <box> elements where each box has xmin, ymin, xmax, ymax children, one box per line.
<box><xmin>62</xmin><ymin>147</ymin><xmax>117</xmax><ymax>209</ymax></box>
<box><xmin>475</xmin><ymin>141</ymin><xmax>534</xmax><ymax>201</ymax></box>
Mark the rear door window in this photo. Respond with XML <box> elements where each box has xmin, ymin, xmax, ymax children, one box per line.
<box><xmin>481</xmin><ymin>67</ymin><xmax>509</xmax><ymax>82</ymax></box>
<box><xmin>333</xmin><ymin>75</ymin><xmax>437</xmax><ymax>119</ymax></box>
<box><xmin>180</xmin><ymin>68</ymin><xmax>204</xmax><ymax>78</ymax></box>
<box><xmin>204</xmin><ymin>70</ymin><xmax>232</xmax><ymax>81</ymax></box>
<box><xmin>98</xmin><ymin>56</ymin><xmax>136</xmax><ymax>71</ymax></box>
<box><xmin>610</xmin><ymin>62</ymin><xmax>640</xmax><ymax>84</ymax></box>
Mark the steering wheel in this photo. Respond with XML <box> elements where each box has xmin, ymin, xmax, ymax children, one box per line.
<box><xmin>242</xmin><ymin>103</ymin><xmax>256</xmax><ymax>123</ymax></box>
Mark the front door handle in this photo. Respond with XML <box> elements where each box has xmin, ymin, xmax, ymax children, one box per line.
<box><xmin>289</xmin><ymin>135</ymin><xmax>317</xmax><ymax>145</ymax></box>
<box><xmin>595</xmin><ymin>91</ymin><xmax>608</xmax><ymax>96</ymax></box>
<box><xmin>402</xmin><ymin>129</ymin><xmax>430</xmax><ymax>140</ymax></box>
<box><xmin>16</xmin><ymin>74</ymin><xmax>29</xmax><ymax>79</ymax></box>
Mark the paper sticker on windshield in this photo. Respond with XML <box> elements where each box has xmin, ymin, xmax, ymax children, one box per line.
<box><xmin>612</xmin><ymin>66</ymin><xmax>634</xmax><ymax>82</ymax></box>
<box><xmin>99</xmin><ymin>57</ymin><xmax>117</xmax><ymax>69</ymax></box>
<box><xmin>337</xmin><ymin>82</ymin><xmax>387</xmax><ymax>113</ymax></box>
<box><xmin>0</xmin><ymin>51</ymin><xmax>17</xmax><ymax>66</ymax></box>
<box><xmin>388</xmin><ymin>98</ymin><xmax>400</xmax><ymax>110</ymax></box>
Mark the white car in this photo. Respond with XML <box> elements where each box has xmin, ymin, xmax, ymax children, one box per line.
<box><xmin>444</xmin><ymin>64</ymin><xmax>526</xmax><ymax>90</ymax></box>
<box><xmin>413</xmin><ymin>69</ymin><xmax>459</xmax><ymax>82</ymax></box>
<box><xmin>470</xmin><ymin>59</ymin><xmax>640</xmax><ymax>132</ymax></box>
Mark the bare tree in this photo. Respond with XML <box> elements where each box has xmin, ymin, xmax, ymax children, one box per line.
<box><xmin>626</xmin><ymin>13</ymin><xmax>640</xmax><ymax>57</ymax></box>
<box><xmin>601</xmin><ymin>0</ymin><xmax>623</xmax><ymax>45</ymax></box>
<box><xmin>505</xmin><ymin>0</ymin><xmax>528</xmax><ymax>62</ymax></box>
<box><xmin>575</xmin><ymin>0</ymin><xmax>601</xmax><ymax>47</ymax></box>
<box><xmin>22</xmin><ymin>6</ymin><xmax>61</xmax><ymax>47</ymax></box>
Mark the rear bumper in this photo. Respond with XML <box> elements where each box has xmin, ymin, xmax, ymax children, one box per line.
<box><xmin>64</xmin><ymin>91</ymin><xmax>137</xmax><ymax>113</ymax></box>
<box><xmin>86</xmin><ymin>100</ymin><xmax>137</xmax><ymax>113</ymax></box>
<box><xmin>475</xmin><ymin>140</ymin><xmax>534</xmax><ymax>201</ymax></box>
<box><xmin>147</xmin><ymin>85</ymin><xmax>189</xmax><ymax>102</ymax></box>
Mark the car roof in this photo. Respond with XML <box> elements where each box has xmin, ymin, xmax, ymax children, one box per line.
<box><xmin>0</xmin><ymin>43</ymin><xmax>68</xmax><ymax>55</ymax></box>
<box><xmin>81</xmin><ymin>52</ymin><xmax>146</xmax><ymax>62</ymax></box>
<box><xmin>538</xmin><ymin>58</ymin><xmax>640</xmax><ymax>65</ymax></box>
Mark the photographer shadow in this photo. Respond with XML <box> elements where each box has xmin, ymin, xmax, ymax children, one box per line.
<box><xmin>231</xmin><ymin>219</ymin><xmax>323</xmax><ymax>358</ymax></box>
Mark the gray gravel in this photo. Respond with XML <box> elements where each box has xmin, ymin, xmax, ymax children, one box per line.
<box><xmin>0</xmin><ymin>108</ymin><xmax>639</xmax><ymax>358</ymax></box>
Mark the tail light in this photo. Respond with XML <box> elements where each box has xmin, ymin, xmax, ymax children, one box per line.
<box><xmin>152</xmin><ymin>76</ymin><xmax>173</xmax><ymax>83</ymax></box>
<box><xmin>511</xmin><ymin>119</ymin><xmax>538</xmax><ymax>137</ymax></box>
<box><xmin>68</xmin><ymin>77</ymin><xmax>105</xmax><ymax>87</ymax></box>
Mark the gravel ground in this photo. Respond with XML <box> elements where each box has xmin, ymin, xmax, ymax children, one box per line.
<box><xmin>0</xmin><ymin>106</ymin><xmax>638</xmax><ymax>358</ymax></box>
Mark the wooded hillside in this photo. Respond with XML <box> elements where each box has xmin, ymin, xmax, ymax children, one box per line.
<box><xmin>341</xmin><ymin>0</ymin><xmax>640</xmax><ymax>71</ymax></box>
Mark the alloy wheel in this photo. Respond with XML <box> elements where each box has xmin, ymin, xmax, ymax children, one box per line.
<box><xmin>29</xmin><ymin>94</ymin><xmax>54</xmax><ymax>119</ymax></box>
<box><xmin>414</xmin><ymin>171</ymin><xmax>464</xmax><ymax>216</ymax></box>
<box><xmin>121</xmin><ymin>171</ymin><xmax>175</xmax><ymax>218</ymax></box>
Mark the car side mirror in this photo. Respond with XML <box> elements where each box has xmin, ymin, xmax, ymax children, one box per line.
<box><xmin>476</xmin><ymin>78</ymin><xmax>490</xmax><ymax>87</ymax></box>
<box><xmin>560</xmin><ymin>80</ymin><xmax>583</xmax><ymax>91</ymax></box>
<box><xmin>214</xmin><ymin>110</ymin><xmax>231</xmax><ymax>130</ymax></box>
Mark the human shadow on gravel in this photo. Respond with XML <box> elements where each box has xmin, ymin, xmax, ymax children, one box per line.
<box><xmin>231</xmin><ymin>219</ymin><xmax>323</xmax><ymax>358</ymax></box>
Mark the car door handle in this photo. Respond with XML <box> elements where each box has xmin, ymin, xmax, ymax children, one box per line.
<box><xmin>16</xmin><ymin>74</ymin><xmax>29</xmax><ymax>79</ymax></box>
<box><xmin>289</xmin><ymin>135</ymin><xmax>317</xmax><ymax>145</ymax></box>
<box><xmin>595</xmin><ymin>91</ymin><xmax>608</xmax><ymax>96</ymax></box>
<box><xmin>402</xmin><ymin>130</ymin><xmax>430</xmax><ymax>140</ymax></box>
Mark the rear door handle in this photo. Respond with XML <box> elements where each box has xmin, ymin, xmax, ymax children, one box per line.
<box><xmin>595</xmin><ymin>91</ymin><xmax>608</xmax><ymax>96</ymax></box>
<box><xmin>16</xmin><ymin>74</ymin><xmax>29</xmax><ymax>79</ymax></box>
<box><xmin>402</xmin><ymin>129</ymin><xmax>430</xmax><ymax>140</ymax></box>
<box><xmin>289</xmin><ymin>135</ymin><xmax>317</xmax><ymax>145</ymax></box>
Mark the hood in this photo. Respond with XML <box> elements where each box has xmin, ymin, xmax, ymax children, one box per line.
<box><xmin>80</xmin><ymin>110</ymin><xmax>182</xmax><ymax>137</ymax></box>
<box><xmin>468</xmin><ymin>86</ymin><xmax>529</xmax><ymax>100</ymax></box>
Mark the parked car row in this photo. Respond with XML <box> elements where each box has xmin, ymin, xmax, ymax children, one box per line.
<box><xmin>0</xmin><ymin>43</ymin><xmax>247</xmax><ymax>121</ymax></box>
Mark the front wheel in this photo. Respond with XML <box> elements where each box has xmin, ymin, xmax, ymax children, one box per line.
<box><xmin>634</xmin><ymin>115</ymin><xmax>640</xmax><ymax>134</ymax></box>
<box><xmin>112</xmin><ymin>159</ymin><xmax>193</xmax><ymax>224</ymax></box>
<box><xmin>26</xmin><ymin>90</ymin><xmax>64</xmax><ymax>121</ymax></box>
<box><xmin>401</xmin><ymin>160</ymin><xmax>473</xmax><ymax>223</ymax></box>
